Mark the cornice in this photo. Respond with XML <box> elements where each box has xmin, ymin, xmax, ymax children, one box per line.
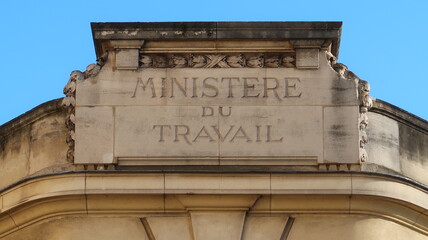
<box><xmin>370</xmin><ymin>98</ymin><xmax>428</xmax><ymax>134</ymax></box>
<box><xmin>0</xmin><ymin>98</ymin><xmax>64</xmax><ymax>138</ymax></box>
<box><xmin>91</xmin><ymin>22</ymin><xmax>342</xmax><ymax>59</ymax></box>
<box><xmin>0</xmin><ymin>171</ymin><xmax>427</xmax><ymax>237</ymax></box>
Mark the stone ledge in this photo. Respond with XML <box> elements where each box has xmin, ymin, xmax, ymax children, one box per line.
<box><xmin>0</xmin><ymin>171</ymin><xmax>428</xmax><ymax>237</ymax></box>
<box><xmin>370</xmin><ymin>98</ymin><xmax>428</xmax><ymax>134</ymax></box>
<box><xmin>0</xmin><ymin>98</ymin><xmax>64</xmax><ymax>138</ymax></box>
<box><xmin>91</xmin><ymin>22</ymin><xmax>342</xmax><ymax>58</ymax></box>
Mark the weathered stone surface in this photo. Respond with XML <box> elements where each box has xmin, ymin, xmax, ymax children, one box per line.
<box><xmin>323</xmin><ymin>106</ymin><xmax>360</xmax><ymax>163</ymax></box>
<box><xmin>115</xmin><ymin>48</ymin><xmax>139</xmax><ymax>70</ymax></box>
<box><xmin>366</xmin><ymin>112</ymin><xmax>400</xmax><ymax>172</ymax></box>
<box><xmin>0</xmin><ymin>99</ymin><xmax>71</xmax><ymax>190</ymax></box>
<box><xmin>115</xmin><ymin>106</ymin><xmax>323</xmax><ymax>165</ymax></box>
<box><xmin>399</xmin><ymin>122</ymin><xmax>428</xmax><ymax>185</ymax></box>
<box><xmin>295</xmin><ymin>48</ymin><xmax>319</xmax><ymax>69</ymax></box>
<box><xmin>75</xmin><ymin>106</ymin><xmax>114</xmax><ymax>164</ymax></box>
<box><xmin>190</xmin><ymin>212</ymin><xmax>246</xmax><ymax>240</ymax></box>
<box><xmin>241</xmin><ymin>216</ymin><xmax>288</xmax><ymax>240</ymax></box>
<box><xmin>75</xmin><ymin>52</ymin><xmax>360</xmax><ymax>165</ymax></box>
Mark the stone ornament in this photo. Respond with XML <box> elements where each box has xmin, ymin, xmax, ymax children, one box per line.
<box><xmin>332</xmin><ymin>62</ymin><xmax>373</xmax><ymax>163</ymax></box>
<box><xmin>62</xmin><ymin>52</ymin><xmax>108</xmax><ymax>163</ymax></box>
<box><xmin>139</xmin><ymin>53</ymin><xmax>296</xmax><ymax>68</ymax></box>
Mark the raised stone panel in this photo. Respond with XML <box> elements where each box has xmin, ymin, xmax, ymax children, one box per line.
<box><xmin>190</xmin><ymin>212</ymin><xmax>246</xmax><ymax>240</ymax></box>
<box><xmin>115</xmin><ymin>106</ymin><xmax>322</xmax><ymax>165</ymax></box>
<box><xmin>296</xmin><ymin>48</ymin><xmax>319</xmax><ymax>69</ymax></box>
<box><xmin>241</xmin><ymin>216</ymin><xmax>288</xmax><ymax>240</ymax></box>
<box><xmin>77</xmin><ymin>67</ymin><xmax>357</xmax><ymax>107</ymax></box>
<box><xmin>75</xmin><ymin>61</ymin><xmax>361</xmax><ymax>165</ymax></box>
<box><xmin>366</xmin><ymin>112</ymin><xmax>400</xmax><ymax>172</ymax></box>
<box><xmin>115</xmin><ymin>49</ymin><xmax>139</xmax><ymax>70</ymax></box>
<box><xmin>323</xmin><ymin>106</ymin><xmax>360</xmax><ymax>163</ymax></box>
<box><xmin>146</xmin><ymin>217</ymin><xmax>193</xmax><ymax>240</ymax></box>
<box><xmin>75</xmin><ymin>107</ymin><xmax>114</xmax><ymax>164</ymax></box>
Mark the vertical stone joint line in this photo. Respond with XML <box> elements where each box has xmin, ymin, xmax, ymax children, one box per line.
<box><xmin>84</xmin><ymin>173</ymin><xmax>88</xmax><ymax>215</ymax></box>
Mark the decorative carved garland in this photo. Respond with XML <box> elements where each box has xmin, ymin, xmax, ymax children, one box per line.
<box><xmin>62</xmin><ymin>53</ymin><xmax>108</xmax><ymax>163</ymax></box>
<box><xmin>139</xmin><ymin>53</ymin><xmax>296</xmax><ymax>68</ymax></box>
<box><xmin>331</xmin><ymin>60</ymin><xmax>373</xmax><ymax>163</ymax></box>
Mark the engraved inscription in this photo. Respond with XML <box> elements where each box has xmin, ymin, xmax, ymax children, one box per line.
<box><xmin>132</xmin><ymin>77</ymin><xmax>302</xmax><ymax>100</ymax></box>
<box><xmin>152</xmin><ymin>124</ymin><xmax>283</xmax><ymax>145</ymax></box>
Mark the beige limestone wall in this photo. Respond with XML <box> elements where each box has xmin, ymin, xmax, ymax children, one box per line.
<box><xmin>289</xmin><ymin>215</ymin><xmax>428</xmax><ymax>240</ymax></box>
<box><xmin>366</xmin><ymin>109</ymin><xmax>428</xmax><ymax>186</ymax></box>
<box><xmin>0</xmin><ymin>100</ymin><xmax>70</xmax><ymax>190</ymax></box>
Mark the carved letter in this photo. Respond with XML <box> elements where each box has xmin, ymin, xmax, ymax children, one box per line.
<box><xmin>221</xmin><ymin>77</ymin><xmax>240</xmax><ymax>98</ymax></box>
<box><xmin>153</xmin><ymin>125</ymin><xmax>171</xmax><ymax>142</ymax></box>
<box><xmin>263</xmin><ymin>78</ymin><xmax>281</xmax><ymax>101</ymax></box>
<box><xmin>132</xmin><ymin>77</ymin><xmax>157</xmax><ymax>98</ymax></box>
<box><xmin>174</xmin><ymin>125</ymin><xmax>191</xmax><ymax>145</ymax></box>
<box><xmin>170</xmin><ymin>77</ymin><xmax>188</xmax><ymax>97</ymax></box>
<box><xmin>161</xmin><ymin>77</ymin><xmax>167</xmax><ymax>98</ymax></box>
<box><xmin>193</xmin><ymin>126</ymin><xmax>216</xmax><ymax>142</ymax></box>
<box><xmin>266</xmin><ymin>125</ymin><xmax>283</xmax><ymax>142</ymax></box>
<box><xmin>202</xmin><ymin>106</ymin><xmax>214</xmax><ymax>117</ymax></box>
<box><xmin>219</xmin><ymin>106</ymin><xmax>232</xmax><ymax>117</ymax></box>
<box><xmin>201</xmin><ymin>77</ymin><xmax>219</xmax><ymax>97</ymax></box>
<box><xmin>230</xmin><ymin>126</ymin><xmax>252</xmax><ymax>142</ymax></box>
<box><xmin>192</xmin><ymin>77</ymin><xmax>198</xmax><ymax>98</ymax></box>
<box><xmin>211</xmin><ymin>125</ymin><xmax>234</xmax><ymax>142</ymax></box>
<box><xmin>243</xmin><ymin>77</ymin><xmax>261</xmax><ymax>98</ymax></box>
<box><xmin>256</xmin><ymin>125</ymin><xmax>261</xmax><ymax>142</ymax></box>
<box><xmin>284</xmin><ymin>78</ymin><xmax>302</xmax><ymax>98</ymax></box>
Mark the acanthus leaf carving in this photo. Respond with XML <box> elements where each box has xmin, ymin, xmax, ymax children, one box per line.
<box><xmin>332</xmin><ymin>62</ymin><xmax>373</xmax><ymax>163</ymax></box>
<box><xmin>62</xmin><ymin>52</ymin><xmax>108</xmax><ymax>163</ymax></box>
<box><xmin>139</xmin><ymin>53</ymin><xmax>295</xmax><ymax>68</ymax></box>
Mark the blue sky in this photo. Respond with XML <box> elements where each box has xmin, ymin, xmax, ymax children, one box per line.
<box><xmin>0</xmin><ymin>0</ymin><xmax>427</xmax><ymax>124</ymax></box>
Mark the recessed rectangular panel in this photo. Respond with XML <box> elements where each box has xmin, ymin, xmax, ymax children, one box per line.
<box><xmin>115</xmin><ymin>106</ymin><xmax>322</xmax><ymax>165</ymax></box>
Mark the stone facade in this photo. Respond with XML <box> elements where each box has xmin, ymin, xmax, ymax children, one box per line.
<box><xmin>0</xmin><ymin>22</ymin><xmax>427</xmax><ymax>240</ymax></box>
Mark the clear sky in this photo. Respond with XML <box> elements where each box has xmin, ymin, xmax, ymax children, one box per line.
<box><xmin>0</xmin><ymin>0</ymin><xmax>427</xmax><ymax>125</ymax></box>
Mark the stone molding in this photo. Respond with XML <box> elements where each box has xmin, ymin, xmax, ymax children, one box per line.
<box><xmin>91</xmin><ymin>22</ymin><xmax>342</xmax><ymax>58</ymax></box>
<box><xmin>0</xmin><ymin>172</ymin><xmax>428</xmax><ymax>237</ymax></box>
<box><xmin>0</xmin><ymin>99</ymin><xmax>63</xmax><ymax>138</ymax></box>
<box><xmin>139</xmin><ymin>53</ymin><xmax>296</xmax><ymax>68</ymax></box>
<box><xmin>330</xmin><ymin>59</ymin><xmax>373</xmax><ymax>163</ymax></box>
<box><xmin>370</xmin><ymin>99</ymin><xmax>428</xmax><ymax>134</ymax></box>
<box><xmin>61</xmin><ymin>53</ymin><xmax>108</xmax><ymax>163</ymax></box>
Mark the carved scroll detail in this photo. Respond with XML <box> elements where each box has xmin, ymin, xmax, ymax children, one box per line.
<box><xmin>61</xmin><ymin>52</ymin><xmax>108</xmax><ymax>163</ymax></box>
<box><xmin>332</xmin><ymin>63</ymin><xmax>373</xmax><ymax>163</ymax></box>
<box><xmin>139</xmin><ymin>53</ymin><xmax>296</xmax><ymax>68</ymax></box>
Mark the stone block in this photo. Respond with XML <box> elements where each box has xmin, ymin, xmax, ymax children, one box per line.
<box><xmin>146</xmin><ymin>217</ymin><xmax>193</xmax><ymax>240</ymax></box>
<box><xmin>190</xmin><ymin>211</ymin><xmax>246</xmax><ymax>240</ymax></box>
<box><xmin>29</xmin><ymin>112</ymin><xmax>68</xmax><ymax>175</ymax></box>
<box><xmin>115</xmin><ymin>106</ymin><xmax>322</xmax><ymax>165</ymax></box>
<box><xmin>75</xmin><ymin>106</ymin><xmax>114</xmax><ymax>164</ymax></box>
<box><xmin>296</xmin><ymin>48</ymin><xmax>319</xmax><ymax>69</ymax></box>
<box><xmin>164</xmin><ymin>174</ymin><xmax>270</xmax><ymax>194</ymax></box>
<box><xmin>115</xmin><ymin>48</ymin><xmax>139</xmax><ymax>70</ymax></box>
<box><xmin>271</xmin><ymin>174</ymin><xmax>352</xmax><ymax>195</ymax></box>
<box><xmin>241</xmin><ymin>216</ymin><xmax>288</xmax><ymax>240</ymax></box>
<box><xmin>323</xmin><ymin>106</ymin><xmax>360</xmax><ymax>163</ymax></box>
<box><xmin>366</xmin><ymin>112</ymin><xmax>400</xmax><ymax>172</ymax></box>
